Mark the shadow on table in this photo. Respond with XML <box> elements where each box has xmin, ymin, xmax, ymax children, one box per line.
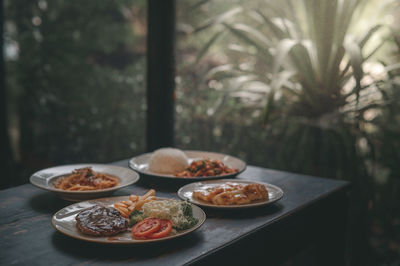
<box><xmin>203</xmin><ymin>202</ymin><xmax>284</xmax><ymax>219</ymax></box>
<box><xmin>133</xmin><ymin>175</ymin><xmax>200</xmax><ymax>193</ymax></box>
<box><xmin>51</xmin><ymin>230</ymin><xmax>204</xmax><ymax>263</ymax></box>
<box><xmin>29</xmin><ymin>192</ymin><xmax>70</xmax><ymax>214</ymax></box>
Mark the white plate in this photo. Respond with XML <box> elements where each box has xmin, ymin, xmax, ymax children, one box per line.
<box><xmin>129</xmin><ymin>150</ymin><xmax>246</xmax><ymax>180</ymax></box>
<box><xmin>177</xmin><ymin>179</ymin><xmax>284</xmax><ymax>209</ymax></box>
<box><xmin>30</xmin><ymin>164</ymin><xmax>139</xmax><ymax>201</ymax></box>
<box><xmin>52</xmin><ymin>196</ymin><xmax>206</xmax><ymax>244</ymax></box>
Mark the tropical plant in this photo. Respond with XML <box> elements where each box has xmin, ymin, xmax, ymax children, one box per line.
<box><xmin>193</xmin><ymin>0</ymin><xmax>397</xmax><ymax>180</ymax></box>
<box><xmin>182</xmin><ymin>1</ymin><xmax>399</xmax><ymax>265</ymax></box>
<box><xmin>365</xmin><ymin>27</ymin><xmax>400</xmax><ymax>263</ymax></box>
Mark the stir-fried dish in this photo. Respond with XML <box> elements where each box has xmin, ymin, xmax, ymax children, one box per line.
<box><xmin>193</xmin><ymin>182</ymin><xmax>269</xmax><ymax>205</ymax></box>
<box><xmin>174</xmin><ymin>159</ymin><xmax>239</xmax><ymax>178</ymax></box>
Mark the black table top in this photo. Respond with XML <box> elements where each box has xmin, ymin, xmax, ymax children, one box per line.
<box><xmin>0</xmin><ymin>160</ymin><xmax>349</xmax><ymax>265</ymax></box>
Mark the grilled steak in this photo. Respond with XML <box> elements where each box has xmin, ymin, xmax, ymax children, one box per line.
<box><xmin>75</xmin><ymin>205</ymin><xmax>128</xmax><ymax>236</ymax></box>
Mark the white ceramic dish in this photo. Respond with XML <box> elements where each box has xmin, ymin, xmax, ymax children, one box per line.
<box><xmin>52</xmin><ymin>196</ymin><xmax>206</xmax><ymax>244</ymax></box>
<box><xmin>30</xmin><ymin>164</ymin><xmax>139</xmax><ymax>201</ymax></box>
<box><xmin>177</xmin><ymin>179</ymin><xmax>284</xmax><ymax>209</ymax></box>
<box><xmin>129</xmin><ymin>150</ymin><xmax>246</xmax><ymax>181</ymax></box>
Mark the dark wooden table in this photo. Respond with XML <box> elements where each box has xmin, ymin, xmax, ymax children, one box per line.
<box><xmin>0</xmin><ymin>160</ymin><xmax>350</xmax><ymax>266</ymax></box>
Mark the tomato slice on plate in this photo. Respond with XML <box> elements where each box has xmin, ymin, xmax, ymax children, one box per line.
<box><xmin>147</xmin><ymin>219</ymin><xmax>173</xmax><ymax>239</ymax></box>
<box><xmin>132</xmin><ymin>218</ymin><xmax>161</xmax><ymax>238</ymax></box>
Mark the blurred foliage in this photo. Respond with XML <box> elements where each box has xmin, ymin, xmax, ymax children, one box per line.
<box><xmin>177</xmin><ymin>0</ymin><xmax>397</xmax><ymax>180</ymax></box>
<box><xmin>4</xmin><ymin>0</ymin><xmax>147</xmax><ymax>185</ymax></box>
<box><xmin>175</xmin><ymin>0</ymin><xmax>400</xmax><ymax>265</ymax></box>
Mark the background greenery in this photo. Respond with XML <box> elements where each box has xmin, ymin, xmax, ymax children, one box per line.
<box><xmin>3</xmin><ymin>0</ymin><xmax>400</xmax><ymax>265</ymax></box>
<box><xmin>4</xmin><ymin>0</ymin><xmax>147</xmax><ymax>186</ymax></box>
<box><xmin>175</xmin><ymin>0</ymin><xmax>400</xmax><ymax>265</ymax></box>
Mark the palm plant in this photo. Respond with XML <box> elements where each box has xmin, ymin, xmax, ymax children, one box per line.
<box><xmin>193</xmin><ymin>0</ymin><xmax>396</xmax><ymax>180</ymax></box>
<box><xmin>187</xmin><ymin>1</ymin><xmax>398</xmax><ymax>264</ymax></box>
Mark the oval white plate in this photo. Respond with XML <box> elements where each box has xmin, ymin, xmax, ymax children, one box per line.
<box><xmin>30</xmin><ymin>164</ymin><xmax>139</xmax><ymax>201</ymax></box>
<box><xmin>52</xmin><ymin>196</ymin><xmax>206</xmax><ymax>244</ymax></box>
<box><xmin>177</xmin><ymin>179</ymin><xmax>284</xmax><ymax>209</ymax></box>
<box><xmin>129</xmin><ymin>150</ymin><xmax>246</xmax><ymax>180</ymax></box>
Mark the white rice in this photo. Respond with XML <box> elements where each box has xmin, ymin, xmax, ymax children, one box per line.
<box><xmin>148</xmin><ymin>148</ymin><xmax>189</xmax><ymax>174</ymax></box>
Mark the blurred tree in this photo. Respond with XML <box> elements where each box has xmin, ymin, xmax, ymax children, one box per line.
<box><xmin>4</xmin><ymin>0</ymin><xmax>147</xmax><ymax>185</ymax></box>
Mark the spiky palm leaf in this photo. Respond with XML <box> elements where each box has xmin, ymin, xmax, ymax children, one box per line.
<box><xmin>192</xmin><ymin>0</ymin><xmax>396</xmax><ymax>181</ymax></box>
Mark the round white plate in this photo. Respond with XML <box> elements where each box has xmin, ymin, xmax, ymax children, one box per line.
<box><xmin>129</xmin><ymin>150</ymin><xmax>246</xmax><ymax>180</ymax></box>
<box><xmin>52</xmin><ymin>196</ymin><xmax>206</xmax><ymax>244</ymax></box>
<box><xmin>30</xmin><ymin>164</ymin><xmax>139</xmax><ymax>201</ymax></box>
<box><xmin>177</xmin><ymin>179</ymin><xmax>284</xmax><ymax>209</ymax></box>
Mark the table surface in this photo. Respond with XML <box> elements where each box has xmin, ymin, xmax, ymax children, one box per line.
<box><xmin>0</xmin><ymin>160</ymin><xmax>349</xmax><ymax>265</ymax></box>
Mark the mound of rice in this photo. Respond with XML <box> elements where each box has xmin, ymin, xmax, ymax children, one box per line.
<box><xmin>148</xmin><ymin>148</ymin><xmax>189</xmax><ymax>174</ymax></box>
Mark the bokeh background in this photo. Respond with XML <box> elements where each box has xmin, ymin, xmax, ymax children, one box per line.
<box><xmin>2</xmin><ymin>0</ymin><xmax>400</xmax><ymax>265</ymax></box>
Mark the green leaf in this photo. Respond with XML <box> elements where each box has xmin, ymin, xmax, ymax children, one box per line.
<box><xmin>193</xmin><ymin>7</ymin><xmax>242</xmax><ymax>33</ymax></box>
<box><xmin>262</xmin><ymin>91</ymin><xmax>275</xmax><ymax>126</ymax></box>
<box><xmin>255</xmin><ymin>11</ymin><xmax>288</xmax><ymax>40</ymax></box>
<box><xmin>263</xmin><ymin>71</ymin><xmax>295</xmax><ymax>125</ymax></box>
<box><xmin>272</xmin><ymin>38</ymin><xmax>297</xmax><ymax>74</ymax></box>
<box><xmin>344</xmin><ymin>36</ymin><xmax>364</xmax><ymax>102</ymax></box>
<box><xmin>194</xmin><ymin>30</ymin><xmax>225</xmax><ymax>64</ymax></box>
<box><xmin>223</xmin><ymin>23</ymin><xmax>273</xmax><ymax>63</ymax></box>
<box><xmin>358</xmin><ymin>24</ymin><xmax>383</xmax><ymax>49</ymax></box>
<box><xmin>230</xmin><ymin>23</ymin><xmax>272</xmax><ymax>47</ymax></box>
<box><xmin>190</xmin><ymin>0</ymin><xmax>211</xmax><ymax>10</ymax></box>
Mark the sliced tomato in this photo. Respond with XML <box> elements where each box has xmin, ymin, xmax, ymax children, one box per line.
<box><xmin>132</xmin><ymin>218</ymin><xmax>161</xmax><ymax>238</ymax></box>
<box><xmin>147</xmin><ymin>219</ymin><xmax>173</xmax><ymax>239</ymax></box>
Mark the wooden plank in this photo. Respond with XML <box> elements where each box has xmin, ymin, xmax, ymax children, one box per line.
<box><xmin>0</xmin><ymin>161</ymin><xmax>349</xmax><ymax>265</ymax></box>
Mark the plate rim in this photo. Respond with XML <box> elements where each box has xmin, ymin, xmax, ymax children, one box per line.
<box><xmin>51</xmin><ymin>196</ymin><xmax>206</xmax><ymax>244</ymax></box>
<box><xmin>129</xmin><ymin>150</ymin><xmax>247</xmax><ymax>180</ymax></box>
<box><xmin>29</xmin><ymin>163</ymin><xmax>140</xmax><ymax>194</ymax></box>
<box><xmin>177</xmin><ymin>179</ymin><xmax>284</xmax><ymax>209</ymax></box>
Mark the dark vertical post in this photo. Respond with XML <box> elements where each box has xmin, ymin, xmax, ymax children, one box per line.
<box><xmin>146</xmin><ymin>0</ymin><xmax>175</xmax><ymax>152</ymax></box>
<box><xmin>0</xmin><ymin>0</ymin><xmax>14</xmax><ymax>188</ymax></box>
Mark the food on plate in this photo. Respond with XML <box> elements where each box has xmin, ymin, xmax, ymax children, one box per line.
<box><xmin>75</xmin><ymin>205</ymin><xmax>128</xmax><ymax>236</ymax></box>
<box><xmin>131</xmin><ymin>218</ymin><xmax>173</xmax><ymax>239</ymax></box>
<box><xmin>73</xmin><ymin>189</ymin><xmax>199</xmax><ymax>240</ymax></box>
<box><xmin>174</xmin><ymin>159</ymin><xmax>239</xmax><ymax>178</ymax></box>
<box><xmin>132</xmin><ymin>199</ymin><xmax>198</xmax><ymax>231</ymax></box>
<box><xmin>112</xmin><ymin>189</ymin><xmax>199</xmax><ymax>240</ymax></box>
<box><xmin>146</xmin><ymin>219</ymin><xmax>173</xmax><ymax>239</ymax></box>
<box><xmin>113</xmin><ymin>189</ymin><xmax>156</xmax><ymax>218</ymax></box>
<box><xmin>192</xmin><ymin>182</ymin><xmax>269</xmax><ymax>205</ymax></box>
<box><xmin>53</xmin><ymin>167</ymin><xmax>118</xmax><ymax>191</ymax></box>
<box><xmin>148</xmin><ymin>147</ymin><xmax>189</xmax><ymax>174</ymax></box>
<box><xmin>131</xmin><ymin>217</ymin><xmax>161</xmax><ymax>238</ymax></box>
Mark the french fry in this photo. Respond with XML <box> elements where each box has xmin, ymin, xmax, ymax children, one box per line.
<box><xmin>141</xmin><ymin>189</ymin><xmax>155</xmax><ymax>200</ymax></box>
<box><xmin>134</xmin><ymin>196</ymin><xmax>155</xmax><ymax>211</ymax></box>
<box><xmin>128</xmin><ymin>204</ymin><xmax>136</xmax><ymax>211</ymax></box>
<box><xmin>115</xmin><ymin>189</ymin><xmax>157</xmax><ymax>217</ymax></box>
<box><xmin>114</xmin><ymin>202</ymin><xmax>127</xmax><ymax>208</ymax></box>
<box><xmin>129</xmin><ymin>195</ymin><xmax>139</xmax><ymax>202</ymax></box>
<box><xmin>114</xmin><ymin>205</ymin><xmax>129</xmax><ymax>218</ymax></box>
